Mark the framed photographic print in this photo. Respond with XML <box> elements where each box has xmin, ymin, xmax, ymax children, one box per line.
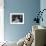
<box><xmin>10</xmin><ymin>13</ymin><xmax>24</xmax><ymax>24</ymax></box>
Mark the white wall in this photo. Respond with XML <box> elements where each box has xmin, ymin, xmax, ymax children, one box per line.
<box><xmin>0</xmin><ymin>0</ymin><xmax>4</xmax><ymax>42</ymax></box>
<box><xmin>40</xmin><ymin>0</ymin><xmax>46</xmax><ymax>27</ymax></box>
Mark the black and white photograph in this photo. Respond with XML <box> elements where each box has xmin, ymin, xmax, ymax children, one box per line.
<box><xmin>10</xmin><ymin>13</ymin><xmax>24</xmax><ymax>24</ymax></box>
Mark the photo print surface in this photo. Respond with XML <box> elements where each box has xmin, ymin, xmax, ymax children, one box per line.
<box><xmin>10</xmin><ymin>13</ymin><xmax>24</xmax><ymax>24</ymax></box>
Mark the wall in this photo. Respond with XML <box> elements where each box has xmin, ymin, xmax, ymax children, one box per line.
<box><xmin>0</xmin><ymin>0</ymin><xmax>4</xmax><ymax>42</ymax></box>
<box><xmin>4</xmin><ymin>0</ymin><xmax>40</xmax><ymax>42</ymax></box>
<box><xmin>40</xmin><ymin>0</ymin><xmax>46</xmax><ymax>27</ymax></box>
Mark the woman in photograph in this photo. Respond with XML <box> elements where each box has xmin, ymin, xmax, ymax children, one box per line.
<box><xmin>12</xmin><ymin>15</ymin><xmax>20</xmax><ymax>23</ymax></box>
<box><xmin>15</xmin><ymin>16</ymin><xmax>20</xmax><ymax>23</ymax></box>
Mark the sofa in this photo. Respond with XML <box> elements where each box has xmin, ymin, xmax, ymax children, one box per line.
<box><xmin>1</xmin><ymin>25</ymin><xmax>46</xmax><ymax>46</ymax></box>
<box><xmin>32</xmin><ymin>25</ymin><xmax>46</xmax><ymax>46</ymax></box>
